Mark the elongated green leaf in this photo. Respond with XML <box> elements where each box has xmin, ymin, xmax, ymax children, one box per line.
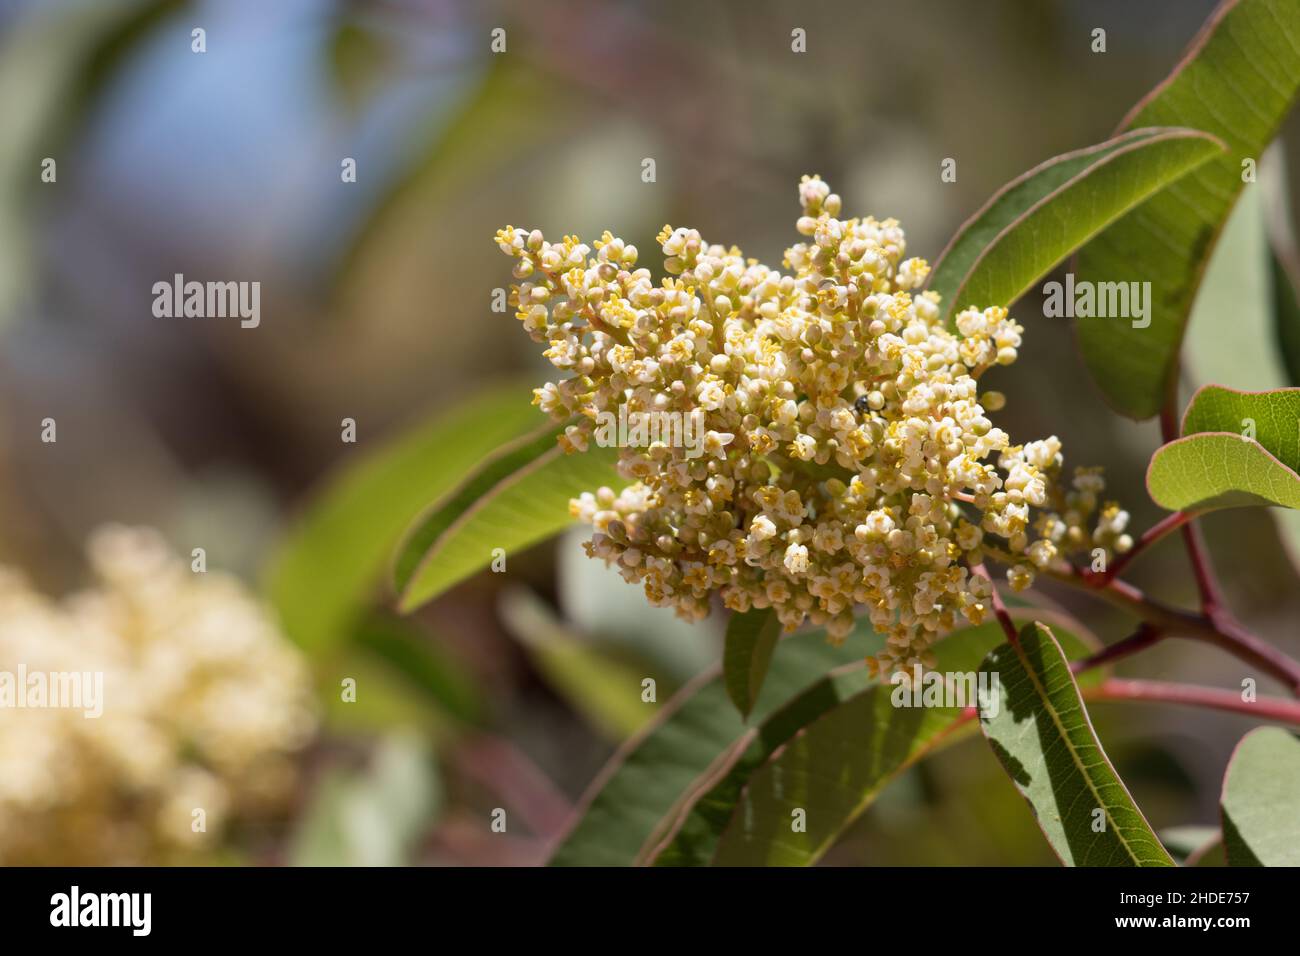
<box><xmin>266</xmin><ymin>380</ymin><xmax>539</xmax><ymax>649</ymax></box>
<box><xmin>1147</xmin><ymin>386</ymin><xmax>1300</xmax><ymax>512</ymax></box>
<box><xmin>499</xmin><ymin>588</ymin><xmax>658</xmax><ymax>741</ymax></box>
<box><xmin>351</xmin><ymin>613</ymin><xmax>483</xmax><ymax>725</ymax></box>
<box><xmin>980</xmin><ymin>623</ymin><xmax>1174</xmax><ymax>866</ymax></box>
<box><xmin>1076</xmin><ymin>0</ymin><xmax>1300</xmax><ymax>419</ymax></box>
<box><xmin>722</xmin><ymin>608</ymin><xmax>781</xmax><ymax>720</ymax></box>
<box><xmin>1184</xmin><ymin>183</ymin><xmax>1289</xmax><ymax>392</ymax></box>
<box><xmin>930</xmin><ymin>133</ymin><xmax>1158</xmax><ymax>312</ymax></box>
<box><xmin>334</xmin><ymin>56</ymin><xmax>567</xmax><ymax>297</ymax></box>
<box><xmin>548</xmin><ymin>625</ymin><xmax>878</xmax><ymax>866</ymax></box>
<box><xmin>650</xmin><ymin>664</ymin><xmax>875</xmax><ymax>866</ymax></box>
<box><xmin>1221</xmin><ymin>726</ymin><xmax>1300</xmax><ymax>866</ymax></box>
<box><xmin>932</xmin><ymin>128</ymin><xmax>1221</xmax><ymax>323</ymax></box>
<box><xmin>699</xmin><ymin>613</ymin><xmax>1099</xmax><ymax>866</ymax></box>
<box><xmin>394</xmin><ymin>420</ymin><xmax>621</xmax><ymax>612</ymax></box>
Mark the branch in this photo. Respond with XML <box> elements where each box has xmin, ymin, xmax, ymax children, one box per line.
<box><xmin>1085</xmin><ymin>678</ymin><xmax>1300</xmax><ymax>726</ymax></box>
<box><xmin>981</xmin><ymin>545</ymin><xmax>1300</xmax><ymax>695</ymax></box>
<box><xmin>1071</xmin><ymin>622</ymin><xmax>1162</xmax><ymax>675</ymax></box>
<box><xmin>1095</xmin><ymin>510</ymin><xmax>1189</xmax><ymax>585</ymax></box>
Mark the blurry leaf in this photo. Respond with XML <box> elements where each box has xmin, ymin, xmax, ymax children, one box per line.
<box><xmin>0</xmin><ymin>0</ymin><xmax>184</xmax><ymax>324</ymax></box>
<box><xmin>1184</xmin><ymin>181</ymin><xmax>1288</xmax><ymax>392</ymax></box>
<box><xmin>319</xmin><ymin>651</ymin><xmax>450</xmax><ymax>736</ymax></box>
<box><xmin>1148</xmin><ymin>386</ymin><xmax>1300</xmax><ymax>512</ymax></box>
<box><xmin>1182</xmin><ymin>153</ymin><xmax>1300</xmax><ymax>564</ymax></box>
<box><xmin>334</xmin><ymin>56</ymin><xmax>566</xmax><ymax>295</ymax></box>
<box><xmin>327</xmin><ymin>20</ymin><xmax>392</xmax><ymax>110</ymax></box>
<box><xmin>499</xmin><ymin>588</ymin><xmax>656</xmax><ymax>740</ymax></box>
<box><xmin>1075</xmin><ymin>0</ymin><xmax>1300</xmax><ymax>420</ymax></box>
<box><xmin>291</xmin><ymin>733</ymin><xmax>440</xmax><ymax>867</ymax></box>
<box><xmin>266</xmin><ymin>380</ymin><xmax>538</xmax><ymax>650</ymax></box>
<box><xmin>1221</xmin><ymin>726</ymin><xmax>1300</xmax><ymax>866</ymax></box>
<box><xmin>1189</xmin><ymin>838</ymin><xmax>1228</xmax><ymax>867</ymax></box>
<box><xmin>352</xmin><ymin>613</ymin><xmax>483</xmax><ymax>725</ymax></box>
<box><xmin>549</xmin><ymin>624</ymin><xmax>878</xmax><ymax>866</ymax></box>
<box><xmin>1160</xmin><ymin>825</ymin><xmax>1227</xmax><ymax>866</ymax></box>
<box><xmin>393</xmin><ymin>421</ymin><xmax>621</xmax><ymax>613</ymax></box>
<box><xmin>696</xmin><ymin>613</ymin><xmax>1099</xmax><ymax>867</ymax></box>
<box><xmin>980</xmin><ymin>623</ymin><xmax>1174</xmax><ymax>866</ymax></box>
<box><xmin>1159</xmin><ymin>824</ymin><xmax>1220</xmax><ymax>861</ymax></box>
<box><xmin>930</xmin><ymin>128</ymin><xmax>1222</xmax><ymax>324</ymax></box>
<box><xmin>722</xmin><ymin>608</ymin><xmax>781</xmax><ymax>720</ymax></box>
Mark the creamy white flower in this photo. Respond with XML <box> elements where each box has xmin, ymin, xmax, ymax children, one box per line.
<box><xmin>0</xmin><ymin>526</ymin><xmax>315</xmax><ymax>865</ymax></box>
<box><xmin>496</xmin><ymin>176</ymin><xmax>1124</xmax><ymax>675</ymax></box>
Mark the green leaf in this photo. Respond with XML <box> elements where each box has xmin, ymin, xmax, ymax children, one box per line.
<box><xmin>1075</xmin><ymin>0</ymin><xmax>1300</xmax><ymax>419</ymax></box>
<box><xmin>1184</xmin><ymin>180</ymin><xmax>1290</xmax><ymax>392</ymax></box>
<box><xmin>499</xmin><ymin>588</ymin><xmax>658</xmax><ymax>741</ymax></box>
<box><xmin>350</xmin><ymin>613</ymin><xmax>483</xmax><ymax>725</ymax></box>
<box><xmin>650</xmin><ymin>663</ymin><xmax>876</xmax><ymax>866</ymax></box>
<box><xmin>327</xmin><ymin>19</ymin><xmax>392</xmax><ymax>110</ymax></box>
<box><xmin>393</xmin><ymin>420</ymin><xmax>621</xmax><ymax>612</ymax></box>
<box><xmin>333</xmin><ymin>56</ymin><xmax>568</xmax><ymax>297</ymax></box>
<box><xmin>265</xmin><ymin>380</ymin><xmax>539</xmax><ymax>649</ymax></box>
<box><xmin>1149</xmin><ymin>433</ymin><xmax>1300</xmax><ymax>513</ymax></box>
<box><xmin>1183</xmin><ymin>153</ymin><xmax>1300</xmax><ymax>566</ymax></box>
<box><xmin>1183</xmin><ymin>384</ymin><xmax>1300</xmax><ymax>465</ymax></box>
<box><xmin>930</xmin><ymin>128</ymin><xmax>1222</xmax><ymax>324</ymax></box>
<box><xmin>548</xmin><ymin>625</ymin><xmax>876</xmax><ymax>866</ymax></box>
<box><xmin>696</xmin><ymin>612</ymin><xmax>1100</xmax><ymax>866</ymax></box>
<box><xmin>1190</xmin><ymin>838</ymin><xmax>1229</xmax><ymax>867</ymax></box>
<box><xmin>722</xmin><ymin>608</ymin><xmax>782</xmax><ymax>720</ymax></box>
<box><xmin>1147</xmin><ymin>386</ymin><xmax>1300</xmax><ymax>512</ymax></box>
<box><xmin>318</xmin><ymin>649</ymin><xmax>452</xmax><ymax>735</ymax></box>
<box><xmin>1220</xmin><ymin>726</ymin><xmax>1300</xmax><ymax>866</ymax></box>
<box><xmin>980</xmin><ymin>623</ymin><xmax>1174</xmax><ymax>866</ymax></box>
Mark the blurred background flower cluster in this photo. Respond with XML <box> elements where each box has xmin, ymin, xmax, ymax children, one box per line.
<box><xmin>1</xmin><ymin>0</ymin><xmax>1297</xmax><ymax>865</ymax></box>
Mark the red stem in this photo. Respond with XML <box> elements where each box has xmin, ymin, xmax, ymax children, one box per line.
<box><xmin>1097</xmin><ymin>510</ymin><xmax>1190</xmax><ymax>584</ymax></box>
<box><xmin>972</xmin><ymin>562</ymin><xmax>1018</xmax><ymax>644</ymax></box>
<box><xmin>1087</xmin><ymin>678</ymin><xmax>1300</xmax><ymax>725</ymax></box>
<box><xmin>1071</xmin><ymin>622</ymin><xmax>1162</xmax><ymax>675</ymax></box>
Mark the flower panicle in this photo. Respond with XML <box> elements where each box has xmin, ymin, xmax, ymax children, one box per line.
<box><xmin>494</xmin><ymin>177</ymin><xmax>1129</xmax><ymax>673</ymax></box>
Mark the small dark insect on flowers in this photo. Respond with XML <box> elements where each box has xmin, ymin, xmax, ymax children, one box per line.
<box><xmin>854</xmin><ymin>394</ymin><xmax>871</xmax><ymax>415</ymax></box>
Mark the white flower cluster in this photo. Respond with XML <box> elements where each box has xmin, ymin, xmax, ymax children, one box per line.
<box><xmin>496</xmin><ymin>176</ymin><xmax>1130</xmax><ymax>674</ymax></box>
<box><xmin>0</xmin><ymin>526</ymin><xmax>316</xmax><ymax>864</ymax></box>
